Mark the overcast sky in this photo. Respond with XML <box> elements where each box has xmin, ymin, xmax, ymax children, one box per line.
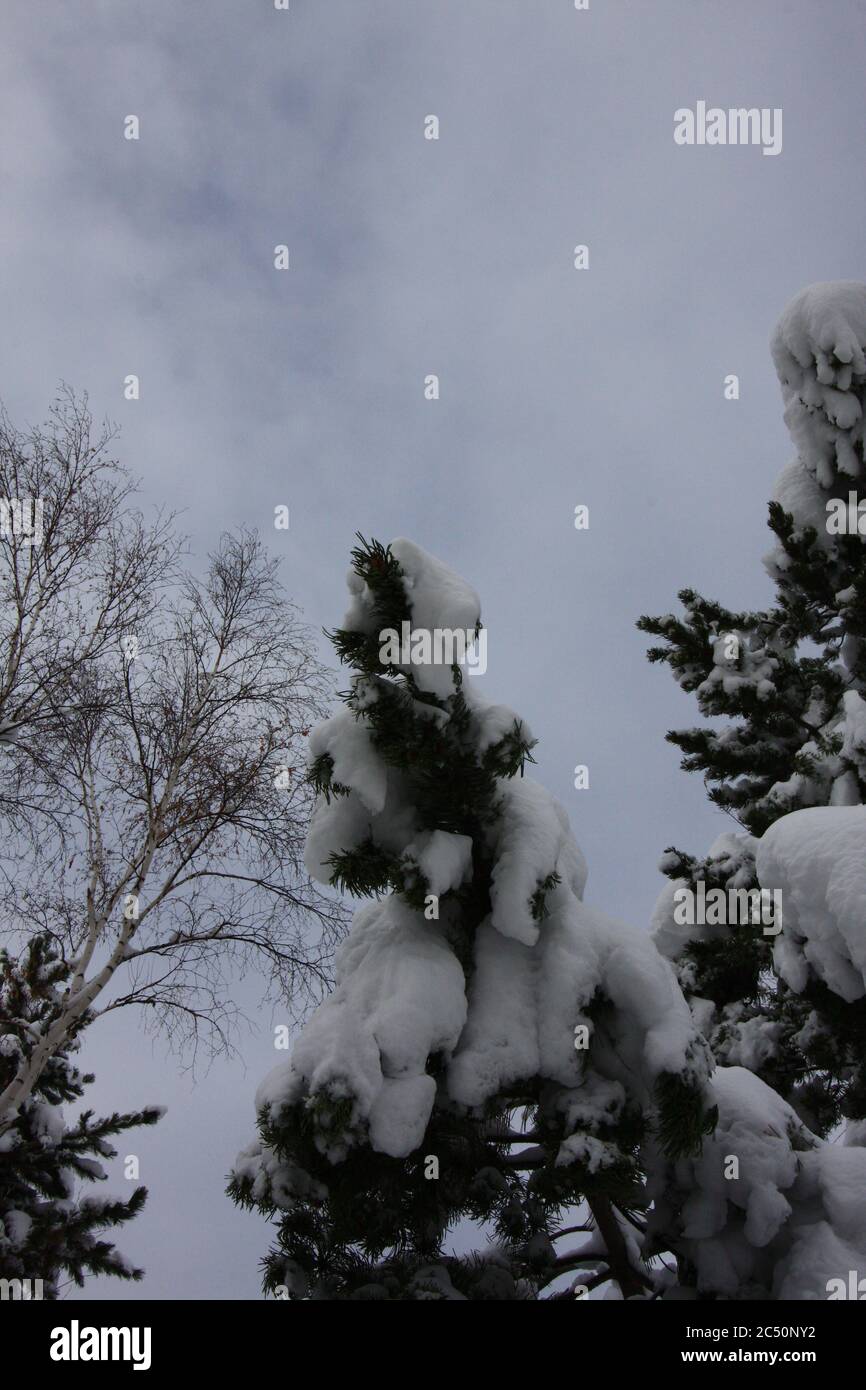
<box><xmin>2</xmin><ymin>0</ymin><xmax>865</xmax><ymax>1299</ymax></box>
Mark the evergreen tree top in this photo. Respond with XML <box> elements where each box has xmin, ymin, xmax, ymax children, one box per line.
<box><xmin>639</xmin><ymin>280</ymin><xmax>866</xmax><ymax>1141</ymax></box>
<box><xmin>232</xmin><ymin>535</ymin><xmax>717</xmax><ymax>1300</ymax></box>
<box><xmin>0</xmin><ymin>935</ymin><xmax>163</xmax><ymax>1296</ymax></box>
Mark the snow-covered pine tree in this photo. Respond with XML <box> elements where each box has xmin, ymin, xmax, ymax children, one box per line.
<box><xmin>0</xmin><ymin>934</ymin><xmax>162</xmax><ymax>1297</ymax></box>
<box><xmin>638</xmin><ymin>281</ymin><xmax>866</xmax><ymax>1138</ymax></box>
<box><xmin>230</xmin><ymin>535</ymin><xmax>717</xmax><ymax>1300</ymax></box>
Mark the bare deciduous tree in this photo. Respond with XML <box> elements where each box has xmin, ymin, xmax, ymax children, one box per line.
<box><xmin>0</xmin><ymin>388</ymin><xmax>177</xmax><ymax>853</ymax></box>
<box><xmin>0</xmin><ymin>392</ymin><xmax>344</xmax><ymax>1132</ymax></box>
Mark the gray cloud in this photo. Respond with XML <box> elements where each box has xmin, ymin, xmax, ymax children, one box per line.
<box><xmin>1</xmin><ymin>0</ymin><xmax>864</xmax><ymax>1297</ymax></box>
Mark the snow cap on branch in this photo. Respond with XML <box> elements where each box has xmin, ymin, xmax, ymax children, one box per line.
<box><xmin>772</xmin><ymin>280</ymin><xmax>866</xmax><ymax>490</ymax></box>
<box><xmin>654</xmin><ymin>1065</ymin><xmax>866</xmax><ymax>1299</ymax></box>
<box><xmin>344</xmin><ymin>537</ymin><xmax>482</xmax><ymax>699</ymax></box>
<box><xmin>757</xmin><ymin>804</ymin><xmax>866</xmax><ymax>1002</ymax></box>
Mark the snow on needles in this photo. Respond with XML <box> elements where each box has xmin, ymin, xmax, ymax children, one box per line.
<box><xmin>655</xmin><ymin>1065</ymin><xmax>866</xmax><ymax>1299</ymax></box>
<box><xmin>772</xmin><ymin>280</ymin><xmax>866</xmax><ymax>490</ymax></box>
<box><xmin>344</xmin><ymin>536</ymin><xmax>482</xmax><ymax>700</ymax></box>
<box><xmin>757</xmin><ymin>804</ymin><xmax>866</xmax><ymax>1002</ymax></box>
<box><xmin>255</xmin><ymin>897</ymin><xmax>469</xmax><ymax>1161</ymax></box>
<box><xmin>267</xmin><ymin>772</ymin><xmax>710</xmax><ymax>1159</ymax></box>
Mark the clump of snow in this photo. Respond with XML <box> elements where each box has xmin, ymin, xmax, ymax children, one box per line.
<box><xmin>756</xmin><ymin>804</ymin><xmax>866</xmax><ymax>1001</ymax></box>
<box><xmin>343</xmin><ymin>538</ymin><xmax>482</xmax><ymax>699</ymax></box>
<box><xmin>309</xmin><ymin>710</ymin><xmax>387</xmax><ymax>815</ymax></box>
<box><xmin>3</xmin><ymin>1209</ymin><xmax>32</xmax><ymax>1248</ymax></box>
<box><xmin>651</xmin><ymin>832</ymin><xmax>758</xmax><ymax>962</ymax></box>
<box><xmin>718</xmin><ymin>1016</ymin><xmax>784</xmax><ymax>1072</ymax></box>
<box><xmin>698</xmin><ymin>634</ymin><xmax>776</xmax><ymax>701</ymax></box>
<box><xmin>556</xmin><ymin>1133</ymin><xmax>623</xmax><ymax>1174</ymax></box>
<box><xmin>839</xmin><ymin>690</ymin><xmax>866</xmax><ymax>778</ymax></box>
<box><xmin>389</xmin><ymin>538</ymin><xmax>480</xmax><ymax>645</ymax></box>
<box><xmin>30</xmin><ymin>1099</ymin><xmax>65</xmax><ymax>1147</ymax></box>
<box><xmin>406</xmin><ymin>1263</ymin><xmax>468</xmax><ymax>1301</ymax></box>
<box><xmin>651</xmin><ymin>880</ymin><xmax>724</xmax><ymax>963</ymax></box>
<box><xmin>487</xmin><ymin>779</ymin><xmax>587</xmax><ymax>946</ymax></box>
<box><xmin>779</xmin><ymin>1141</ymin><xmax>866</xmax><ymax>1299</ymax></box>
<box><xmin>84</xmin><ymin>1245</ymin><xmax>134</xmax><ymax>1278</ymax></box>
<box><xmin>466</xmin><ymin>690</ymin><xmax>533</xmax><ymax>755</ymax></box>
<box><xmin>445</xmin><ymin>921</ymin><xmax>540</xmax><ymax>1107</ymax></box>
<box><xmin>304</xmin><ymin>786</ymin><xmax>377</xmax><ymax>882</ymax></box>
<box><xmin>597</xmin><ymin>906</ymin><xmax>711</xmax><ymax>1086</ymax></box>
<box><xmin>771</xmin><ymin>281</ymin><xmax>866</xmax><ymax>489</ymax></box>
<box><xmin>843</xmin><ymin>1119</ymin><xmax>866</xmax><ymax>1148</ymax></box>
<box><xmin>766</xmin><ymin>460</ymin><xmax>835</xmax><ymax>562</ymax></box>
<box><xmin>233</xmin><ymin>1140</ymin><xmax>328</xmax><ymax>1212</ymax></box>
<box><xmin>761</xmin><ymin>691</ymin><xmax>866</xmax><ymax>814</ymax></box>
<box><xmin>254</xmin><ymin>896</ymin><xmax>468</xmax><ymax>1160</ymax></box>
<box><xmin>303</xmin><ymin>765</ymin><xmax>419</xmax><ymax>886</ymax></box>
<box><xmin>672</xmin><ymin>1067</ymin><xmax>801</xmax><ymax>1275</ymax></box>
<box><xmin>655</xmin><ymin>1064</ymin><xmax>866</xmax><ymax>1298</ymax></box>
<box><xmin>400</xmin><ymin>829</ymin><xmax>472</xmax><ymax>897</ymax></box>
<box><xmin>75</xmin><ymin>1158</ymin><xmax>108</xmax><ymax>1181</ymax></box>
